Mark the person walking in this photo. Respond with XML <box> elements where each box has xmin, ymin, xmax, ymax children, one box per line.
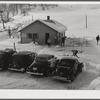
<box><xmin>96</xmin><ymin>35</ymin><xmax>99</xmax><ymax>45</ymax></box>
<box><xmin>72</xmin><ymin>50</ymin><xmax>79</xmax><ymax>58</ymax></box>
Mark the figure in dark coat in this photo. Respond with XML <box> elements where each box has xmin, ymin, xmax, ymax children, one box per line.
<box><xmin>61</xmin><ymin>36</ymin><xmax>66</xmax><ymax>46</ymax></box>
<box><xmin>96</xmin><ymin>35</ymin><xmax>99</xmax><ymax>45</ymax></box>
<box><xmin>8</xmin><ymin>28</ymin><xmax>11</xmax><ymax>38</ymax></box>
<box><xmin>47</xmin><ymin>38</ymin><xmax>51</xmax><ymax>47</ymax></box>
<box><xmin>72</xmin><ymin>50</ymin><xmax>79</xmax><ymax>58</ymax></box>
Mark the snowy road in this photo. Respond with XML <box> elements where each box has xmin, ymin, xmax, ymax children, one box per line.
<box><xmin>0</xmin><ymin>69</ymin><xmax>97</xmax><ymax>89</ymax></box>
<box><xmin>0</xmin><ymin>31</ymin><xmax>8</xmax><ymax>41</ymax></box>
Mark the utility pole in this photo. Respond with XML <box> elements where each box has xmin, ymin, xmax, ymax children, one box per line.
<box><xmin>32</xmin><ymin>15</ymin><xmax>33</xmax><ymax>21</ymax></box>
<box><xmin>86</xmin><ymin>15</ymin><xmax>87</xmax><ymax>29</ymax></box>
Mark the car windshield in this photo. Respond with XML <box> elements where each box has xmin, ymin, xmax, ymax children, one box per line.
<box><xmin>36</xmin><ymin>57</ymin><xmax>48</xmax><ymax>62</ymax></box>
<box><xmin>58</xmin><ymin>59</ymin><xmax>76</xmax><ymax>67</ymax></box>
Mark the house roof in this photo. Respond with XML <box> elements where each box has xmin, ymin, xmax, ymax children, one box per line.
<box><xmin>19</xmin><ymin>19</ymin><xmax>67</xmax><ymax>33</ymax></box>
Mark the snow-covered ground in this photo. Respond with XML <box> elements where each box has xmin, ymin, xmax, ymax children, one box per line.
<box><xmin>0</xmin><ymin>4</ymin><xmax>100</xmax><ymax>89</ymax></box>
<box><xmin>0</xmin><ymin>35</ymin><xmax>99</xmax><ymax>89</ymax></box>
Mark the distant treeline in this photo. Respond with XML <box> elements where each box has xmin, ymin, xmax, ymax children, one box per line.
<box><xmin>0</xmin><ymin>4</ymin><xmax>58</xmax><ymax>22</ymax></box>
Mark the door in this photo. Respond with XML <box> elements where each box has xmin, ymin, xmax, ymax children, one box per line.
<box><xmin>45</xmin><ymin>33</ymin><xmax>50</xmax><ymax>44</ymax></box>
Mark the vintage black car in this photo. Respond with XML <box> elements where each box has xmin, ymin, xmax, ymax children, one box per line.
<box><xmin>52</xmin><ymin>57</ymin><xmax>84</xmax><ymax>82</ymax></box>
<box><xmin>0</xmin><ymin>48</ymin><xmax>16</xmax><ymax>70</ymax></box>
<box><xmin>8</xmin><ymin>51</ymin><xmax>37</xmax><ymax>72</ymax></box>
<box><xmin>27</xmin><ymin>54</ymin><xmax>55</xmax><ymax>76</ymax></box>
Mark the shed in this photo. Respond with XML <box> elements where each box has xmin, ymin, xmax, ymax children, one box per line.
<box><xmin>19</xmin><ymin>16</ymin><xmax>67</xmax><ymax>45</ymax></box>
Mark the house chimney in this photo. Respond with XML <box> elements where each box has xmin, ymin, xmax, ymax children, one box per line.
<box><xmin>47</xmin><ymin>16</ymin><xmax>50</xmax><ymax>20</ymax></box>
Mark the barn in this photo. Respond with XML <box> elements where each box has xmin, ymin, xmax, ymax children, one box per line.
<box><xmin>19</xmin><ymin>16</ymin><xmax>67</xmax><ymax>45</ymax></box>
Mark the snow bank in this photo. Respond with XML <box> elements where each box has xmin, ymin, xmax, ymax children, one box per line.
<box><xmin>89</xmin><ymin>77</ymin><xmax>100</xmax><ymax>90</ymax></box>
<box><xmin>84</xmin><ymin>62</ymin><xmax>100</xmax><ymax>74</ymax></box>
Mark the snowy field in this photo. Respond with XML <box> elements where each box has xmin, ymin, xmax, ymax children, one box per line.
<box><xmin>0</xmin><ymin>4</ymin><xmax>100</xmax><ymax>90</ymax></box>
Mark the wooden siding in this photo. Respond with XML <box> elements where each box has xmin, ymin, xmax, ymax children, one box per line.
<box><xmin>21</xmin><ymin>21</ymin><xmax>58</xmax><ymax>44</ymax></box>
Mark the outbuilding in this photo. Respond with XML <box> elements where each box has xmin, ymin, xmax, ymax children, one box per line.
<box><xmin>19</xmin><ymin>16</ymin><xmax>67</xmax><ymax>45</ymax></box>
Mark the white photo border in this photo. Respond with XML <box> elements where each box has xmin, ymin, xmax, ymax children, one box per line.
<box><xmin>0</xmin><ymin>1</ymin><xmax>100</xmax><ymax>99</ymax></box>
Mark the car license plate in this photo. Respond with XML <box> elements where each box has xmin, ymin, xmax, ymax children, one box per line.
<box><xmin>14</xmin><ymin>65</ymin><xmax>16</xmax><ymax>67</ymax></box>
<box><xmin>33</xmin><ymin>67</ymin><xmax>37</xmax><ymax>70</ymax></box>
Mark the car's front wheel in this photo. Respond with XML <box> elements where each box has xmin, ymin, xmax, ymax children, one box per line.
<box><xmin>70</xmin><ymin>75</ymin><xmax>75</xmax><ymax>82</ymax></box>
<box><xmin>79</xmin><ymin>67</ymin><xmax>82</xmax><ymax>72</ymax></box>
<box><xmin>78</xmin><ymin>63</ymin><xmax>83</xmax><ymax>72</ymax></box>
<box><xmin>43</xmin><ymin>69</ymin><xmax>49</xmax><ymax>77</ymax></box>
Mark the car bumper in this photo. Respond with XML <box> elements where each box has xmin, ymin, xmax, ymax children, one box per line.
<box><xmin>52</xmin><ymin>76</ymin><xmax>71</xmax><ymax>82</ymax></box>
<box><xmin>27</xmin><ymin>71</ymin><xmax>43</xmax><ymax>75</ymax></box>
<box><xmin>8</xmin><ymin>68</ymin><xmax>25</xmax><ymax>72</ymax></box>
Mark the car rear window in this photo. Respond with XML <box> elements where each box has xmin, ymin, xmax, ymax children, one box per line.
<box><xmin>36</xmin><ymin>57</ymin><xmax>47</xmax><ymax>62</ymax></box>
<box><xmin>58</xmin><ymin>59</ymin><xmax>76</xmax><ymax>67</ymax></box>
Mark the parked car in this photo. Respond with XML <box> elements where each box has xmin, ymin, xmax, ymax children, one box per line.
<box><xmin>8</xmin><ymin>51</ymin><xmax>37</xmax><ymax>72</ymax></box>
<box><xmin>27</xmin><ymin>54</ymin><xmax>56</xmax><ymax>76</ymax></box>
<box><xmin>52</xmin><ymin>57</ymin><xmax>84</xmax><ymax>82</ymax></box>
<box><xmin>0</xmin><ymin>48</ymin><xmax>16</xmax><ymax>70</ymax></box>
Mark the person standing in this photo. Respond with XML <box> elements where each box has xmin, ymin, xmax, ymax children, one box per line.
<box><xmin>32</xmin><ymin>36</ymin><xmax>35</xmax><ymax>44</ymax></box>
<box><xmin>61</xmin><ymin>36</ymin><xmax>66</xmax><ymax>46</ymax></box>
<box><xmin>8</xmin><ymin>28</ymin><xmax>11</xmax><ymax>38</ymax></box>
<box><xmin>58</xmin><ymin>37</ymin><xmax>61</xmax><ymax>46</ymax></box>
<box><xmin>96</xmin><ymin>35</ymin><xmax>99</xmax><ymax>45</ymax></box>
<box><xmin>47</xmin><ymin>38</ymin><xmax>51</xmax><ymax>47</ymax></box>
<box><xmin>48</xmin><ymin>57</ymin><xmax>57</xmax><ymax>76</ymax></box>
<box><xmin>54</xmin><ymin>36</ymin><xmax>58</xmax><ymax>45</ymax></box>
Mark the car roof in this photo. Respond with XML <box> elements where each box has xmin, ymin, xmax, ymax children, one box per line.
<box><xmin>0</xmin><ymin>51</ymin><xmax>5</xmax><ymax>55</ymax></box>
<box><xmin>13</xmin><ymin>51</ymin><xmax>36</xmax><ymax>56</ymax></box>
<box><xmin>37</xmin><ymin>54</ymin><xmax>54</xmax><ymax>58</ymax></box>
<box><xmin>61</xmin><ymin>56</ymin><xmax>78</xmax><ymax>61</ymax></box>
<box><xmin>0</xmin><ymin>49</ymin><xmax>14</xmax><ymax>53</ymax></box>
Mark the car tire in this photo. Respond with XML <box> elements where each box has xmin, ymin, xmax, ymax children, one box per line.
<box><xmin>70</xmin><ymin>75</ymin><xmax>75</xmax><ymax>82</ymax></box>
<box><xmin>51</xmin><ymin>71</ymin><xmax>56</xmax><ymax>77</ymax></box>
<box><xmin>47</xmin><ymin>69</ymin><xmax>51</xmax><ymax>77</ymax></box>
<box><xmin>79</xmin><ymin>64</ymin><xmax>83</xmax><ymax>72</ymax></box>
<box><xmin>31</xmin><ymin>74</ymin><xmax>34</xmax><ymax>76</ymax></box>
<box><xmin>79</xmin><ymin>66</ymin><xmax>82</xmax><ymax>72</ymax></box>
<box><xmin>43</xmin><ymin>71</ymin><xmax>48</xmax><ymax>77</ymax></box>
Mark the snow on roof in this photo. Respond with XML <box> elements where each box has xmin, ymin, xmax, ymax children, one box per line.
<box><xmin>19</xmin><ymin>19</ymin><xmax>67</xmax><ymax>33</ymax></box>
<box><xmin>61</xmin><ymin>56</ymin><xmax>78</xmax><ymax>60</ymax></box>
<box><xmin>13</xmin><ymin>51</ymin><xmax>35</xmax><ymax>56</ymax></box>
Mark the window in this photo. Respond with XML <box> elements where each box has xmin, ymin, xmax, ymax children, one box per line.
<box><xmin>36</xmin><ymin>57</ymin><xmax>47</xmax><ymax>62</ymax></box>
<box><xmin>58</xmin><ymin>59</ymin><xmax>75</xmax><ymax>67</ymax></box>
<box><xmin>27</xmin><ymin>33</ymin><xmax>32</xmax><ymax>39</ymax></box>
<box><xmin>27</xmin><ymin>33</ymin><xmax>39</xmax><ymax>39</ymax></box>
<box><xmin>33</xmin><ymin>33</ymin><xmax>39</xmax><ymax>39</ymax></box>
